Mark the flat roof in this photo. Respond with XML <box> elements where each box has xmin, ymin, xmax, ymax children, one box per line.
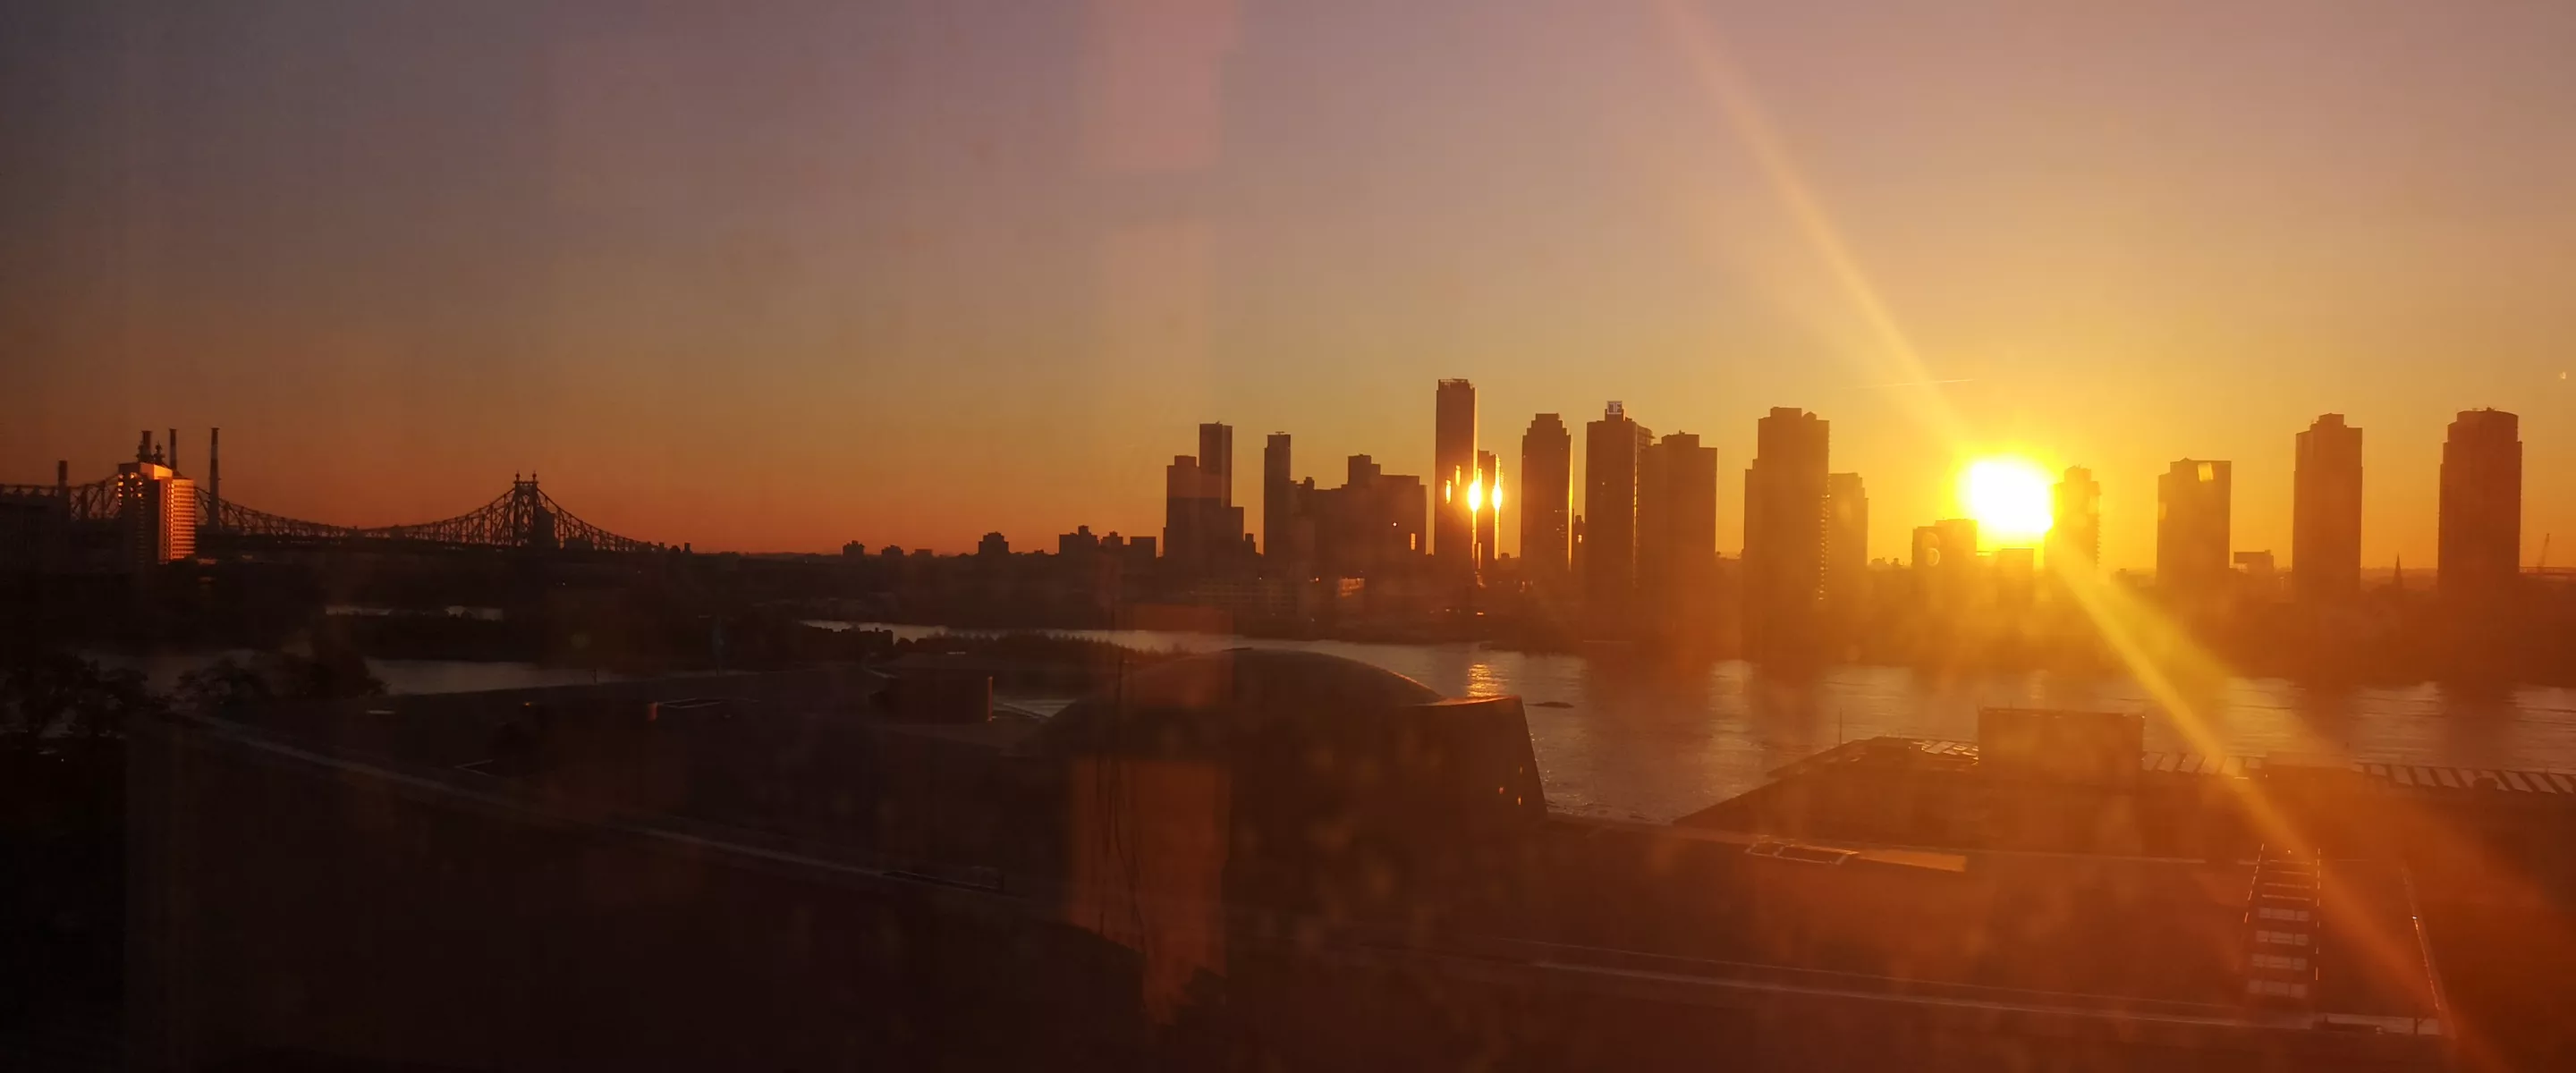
<box><xmin>1772</xmin><ymin>736</ymin><xmax>2576</xmax><ymax>799</ymax></box>
<box><xmin>1543</xmin><ymin>822</ymin><xmax>2445</xmax><ymax>1029</ymax></box>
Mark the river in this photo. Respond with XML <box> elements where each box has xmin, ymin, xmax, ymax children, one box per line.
<box><xmin>87</xmin><ymin>652</ymin><xmax>623</xmax><ymax>698</ymax></box>
<box><xmin>95</xmin><ymin>630</ymin><xmax>2576</xmax><ymax>824</ymax></box>
<box><xmin>825</xmin><ymin>622</ymin><xmax>2576</xmax><ymax>823</ymax></box>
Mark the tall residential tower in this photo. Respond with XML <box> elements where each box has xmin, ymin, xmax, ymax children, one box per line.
<box><xmin>1519</xmin><ymin>414</ymin><xmax>1572</xmax><ymax>578</ymax></box>
<box><xmin>1640</xmin><ymin>432</ymin><xmax>1719</xmax><ymax>635</ymax></box>
<box><xmin>2050</xmin><ymin>467</ymin><xmax>2101</xmax><ymax>569</ymax></box>
<box><xmin>1742</xmin><ymin>408</ymin><xmax>1829</xmax><ymax>657</ymax></box>
<box><xmin>2156</xmin><ymin>459</ymin><xmax>2232</xmax><ymax>604</ymax></box>
<box><xmin>2292</xmin><ymin>414</ymin><xmax>2363</xmax><ymax>604</ymax></box>
<box><xmin>2438</xmin><ymin>409</ymin><xmax>2521</xmax><ymax>606</ymax></box>
<box><xmin>1583</xmin><ymin>402</ymin><xmax>1649</xmax><ymax>625</ymax></box>
<box><xmin>1434</xmin><ymin>379</ymin><xmax>1478</xmax><ymax>579</ymax></box>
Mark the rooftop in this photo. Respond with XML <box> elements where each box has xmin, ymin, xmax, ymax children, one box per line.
<box><xmin>1760</xmin><ymin>735</ymin><xmax>2576</xmax><ymax>798</ymax></box>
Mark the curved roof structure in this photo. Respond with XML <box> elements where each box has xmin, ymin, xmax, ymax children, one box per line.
<box><xmin>1030</xmin><ymin>647</ymin><xmax>1445</xmax><ymax>758</ymax></box>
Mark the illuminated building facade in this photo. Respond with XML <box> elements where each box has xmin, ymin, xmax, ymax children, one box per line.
<box><xmin>1434</xmin><ymin>379</ymin><xmax>1477</xmax><ymax>579</ymax></box>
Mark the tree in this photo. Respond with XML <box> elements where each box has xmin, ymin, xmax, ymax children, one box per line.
<box><xmin>1</xmin><ymin>651</ymin><xmax>161</xmax><ymax>748</ymax></box>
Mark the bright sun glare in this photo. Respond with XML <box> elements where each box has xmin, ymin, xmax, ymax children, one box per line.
<box><xmin>1961</xmin><ymin>458</ymin><xmax>2054</xmax><ymax>547</ymax></box>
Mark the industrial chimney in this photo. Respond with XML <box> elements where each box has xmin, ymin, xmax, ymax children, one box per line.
<box><xmin>169</xmin><ymin>428</ymin><xmax>180</xmax><ymax>473</ymax></box>
<box><xmin>209</xmin><ymin>428</ymin><xmax>221</xmax><ymax>506</ymax></box>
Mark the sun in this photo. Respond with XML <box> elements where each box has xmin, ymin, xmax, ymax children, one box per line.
<box><xmin>1960</xmin><ymin>458</ymin><xmax>2054</xmax><ymax>548</ymax></box>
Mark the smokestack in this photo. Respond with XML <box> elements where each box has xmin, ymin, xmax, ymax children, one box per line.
<box><xmin>138</xmin><ymin>430</ymin><xmax>152</xmax><ymax>463</ymax></box>
<box><xmin>168</xmin><ymin>428</ymin><xmax>179</xmax><ymax>472</ymax></box>
<box><xmin>209</xmin><ymin>428</ymin><xmax>220</xmax><ymax>505</ymax></box>
<box><xmin>56</xmin><ymin>460</ymin><xmax>67</xmax><ymax>493</ymax></box>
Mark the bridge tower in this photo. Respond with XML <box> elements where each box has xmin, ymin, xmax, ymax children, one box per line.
<box><xmin>508</xmin><ymin>475</ymin><xmax>558</xmax><ymax>551</ymax></box>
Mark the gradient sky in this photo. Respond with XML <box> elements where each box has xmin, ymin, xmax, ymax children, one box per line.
<box><xmin>6</xmin><ymin>0</ymin><xmax>2575</xmax><ymax>568</ymax></box>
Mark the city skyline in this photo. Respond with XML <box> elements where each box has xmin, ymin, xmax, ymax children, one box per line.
<box><xmin>13</xmin><ymin>9</ymin><xmax>2576</xmax><ymax>1069</ymax></box>
<box><xmin>28</xmin><ymin>399</ymin><xmax>2565</xmax><ymax>579</ymax></box>
<box><xmin>7</xmin><ymin>2</ymin><xmax>2576</xmax><ymax>564</ymax></box>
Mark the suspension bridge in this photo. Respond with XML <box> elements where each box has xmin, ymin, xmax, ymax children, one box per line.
<box><xmin>3</xmin><ymin>467</ymin><xmax>670</xmax><ymax>558</ymax></box>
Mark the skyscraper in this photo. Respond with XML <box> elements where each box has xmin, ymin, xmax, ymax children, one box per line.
<box><xmin>1263</xmin><ymin>432</ymin><xmax>1294</xmax><ymax>560</ymax></box>
<box><xmin>1474</xmin><ymin>449</ymin><xmax>1499</xmax><ymax>575</ymax></box>
<box><xmin>2156</xmin><ymin>459</ymin><xmax>2232</xmax><ymax>604</ymax></box>
<box><xmin>1824</xmin><ymin>472</ymin><xmax>1868</xmax><ymax>614</ymax></box>
<box><xmin>1165</xmin><ymin>453</ymin><xmax>1216</xmax><ymax>570</ymax></box>
<box><xmin>1164</xmin><ymin>424</ymin><xmax>1246</xmax><ymax>574</ymax></box>
<box><xmin>1434</xmin><ymin>379</ymin><xmax>1478</xmax><ymax>576</ymax></box>
<box><xmin>1742</xmin><ymin>408</ymin><xmax>1829</xmax><ymax>657</ymax></box>
<box><xmin>2292</xmin><ymin>414</ymin><xmax>2363</xmax><ymax>604</ymax></box>
<box><xmin>1519</xmin><ymin>414</ymin><xmax>1572</xmax><ymax>578</ymax></box>
<box><xmin>2438</xmin><ymin>409</ymin><xmax>2521</xmax><ymax>605</ymax></box>
<box><xmin>1640</xmin><ymin>432</ymin><xmax>1719</xmax><ymax>634</ymax></box>
<box><xmin>2049</xmin><ymin>467</ymin><xmax>2101</xmax><ymax>570</ymax></box>
<box><xmin>1583</xmin><ymin>401</ymin><xmax>1649</xmax><ymax>624</ymax></box>
<box><xmin>1198</xmin><ymin>422</ymin><xmax>1234</xmax><ymax>509</ymax></box>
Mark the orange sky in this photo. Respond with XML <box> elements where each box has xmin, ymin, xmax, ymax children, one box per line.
<box><xmin>5</xmin><ymin>1</ymin><xmax>2573</xmax><ymax>569</ymax></box>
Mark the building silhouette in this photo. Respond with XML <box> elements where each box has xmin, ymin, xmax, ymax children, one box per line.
<box><xmin>977</xmin><ymin>532</ymin><xmax>1009</xmax><ymax>557</ymax></box>
<box><xmin>1434</xmin><ymin>379</ymin><xmax>1478</xmax><ymax>579</ymax></box>
<box><xmin>1474</xmin><ymin>450</ymin><xmax>1500</xmax><ymax>577</ymax></box>
<box><xmin>2049</xmin><ymin>467</ymin><xmax>2101</xmax><ymax>570</ymax></box>
<box><xmin>1199</xmin><ymin>422</ymin><xmax>1234</xmax><ymax>511</ymax></box>
<box><xmin>1309</xmin><ymin>454</ymin><xmax>1425</xmax><ymax>579</ymax></box>
<box><xmin>1</xmin><ymin>463</ymin><xmax>72</xmax><ymax>575</ymax></box>
<box><xmin>1911</xmin><ymin>518</ymin><xmax>1980</xmax><ymax>615</ymax></box>
<box><xmin>1518</xmin><ymin>415</ymin><xmax>1572</xmax><ymax>579</ymax></box>
<box><xmin>1263</xmin><ymin>432</ymin><xmax>1308</xmax><ymax>571</ymax></box>
<box><xmin>1912</xmin><ymin>518</ymin><xmax>1978</xmax><ymax>605</ymax></box>
<box><xmin>1742</xmin><ymin>408</ymin><xmax>1829</xmax><ymax>657</ymax></box>
<box><xmin>1163</xmin><ymin>423</ymin><xmax>1246</xmax><ymax>574</ymax></box>
<box><xmin>2292</xmin><ymin>414</ymin><xmax>2363</xmax><ymax>604</ymax></box>
<box><xmin>2157</xmin><ymin>460</ymin><xmax>2232</xmax><ymax>604</ymax></box>
<box><xmin>2233</xmin><ymin>550</ymin><xmax>2280</xmax><ymax>602</ymax></box>
<box><xmin>1583</xmin><ymin>402</ymin><xmax>1649</xmax><ymax>627</ymax></box>
<box><xmin>2438</xmin><ymin>408</ymin><xmax>2521</xmax><ymax>606</ymax></box>
<box><xmin>1994</xmin><ymin>546</ymin><xmax>2037</xmax><ymax>607</ymax></box>
<box><xmin>1164</xmin><ymin>453</ymin><xmax>1215</xmax><ymax>568</ymax></box>
<box><xmin>1825</xmin><ymin>473</ymin><xmax>1868</xmax><ymax>625</ymax></box>
<box><xmin>1640</xmin><ymin>432</ymin><xmax>1719</xmax><ymax>637</ymax></box>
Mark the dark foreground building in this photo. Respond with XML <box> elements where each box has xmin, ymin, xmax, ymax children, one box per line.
<box><xmin>1682</xmin><ymin>708</ymin><xmax>2576</xmax><ymax>1070</ymax></box>
<box><xmin>129</xmin><ymin>659</ymin><xmax>2470</xmax><ymax>1070</ymax></box>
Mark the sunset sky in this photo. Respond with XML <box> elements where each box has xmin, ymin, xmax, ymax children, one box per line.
<box><xmin>6</xmin><ymin>0</ymin><xmax>2574</xmax><ymax>569</ymax></box>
